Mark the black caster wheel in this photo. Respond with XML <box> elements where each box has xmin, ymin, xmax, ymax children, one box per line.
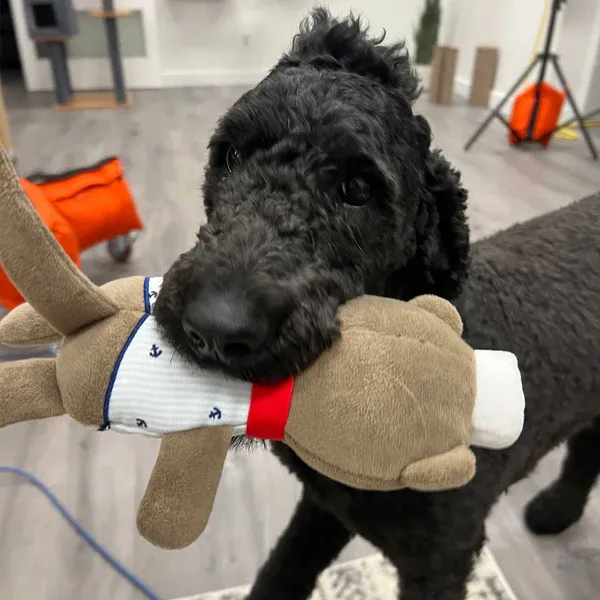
<box><xmin>107</xmin><ymin>234</ymin><xmax>135</xmax><ymax>263</ymax></box>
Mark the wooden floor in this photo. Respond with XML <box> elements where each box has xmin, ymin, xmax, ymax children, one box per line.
<box><xmin>1</xmin><ymin>78</ymin><xmax>600</xmax><ymax>600</ymax></box>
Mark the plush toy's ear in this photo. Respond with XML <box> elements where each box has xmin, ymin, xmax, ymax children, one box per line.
<box><xmin>408</xmin><ymin>295</ymin><xmax>463</xmax><ymax>336</ymax></box>
<box><xmin>0</xmin><ymin>303</ymin><xmax>61</xmax><ymax>347</ymax></box>
<box><xmin>399</xmin><ymin>445</ymin><xmax>476</xmax><ymax>491</ymax></box>
<box><xmin>137</xmin><ymin>425</ymin><xmax>233</xmax><ymax>550</ymax></box>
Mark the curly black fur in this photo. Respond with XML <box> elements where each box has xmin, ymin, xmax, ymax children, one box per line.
<box><xmin>154</xmin><ymin>9</ymin><xmax>469</xmax><ymax>384</ymax></box>
<box><xmin>154</xmin><ymin>9</ymin><xmax>600</xmax><ymax>600</ymax></box>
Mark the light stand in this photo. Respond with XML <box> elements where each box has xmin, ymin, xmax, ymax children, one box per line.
<box><xmin>464</xmin><ymin>0</ymin><xmax>598</xmax><ymax>160</ymax></box>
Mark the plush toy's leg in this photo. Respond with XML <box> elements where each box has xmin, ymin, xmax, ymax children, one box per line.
<box><xmin>136</xmin><ymin>425</ymin><xmax>233</xmax><ymax>550</ymax></box>
<box><xmin>0</xmin><ymin>358</ymin><xmax>65</xmax><ymax>427</ymax></box>
<box><xmin>400</xmin><ymin>445</ymin><xmax>476</xmax><ymax>491</ymax></box>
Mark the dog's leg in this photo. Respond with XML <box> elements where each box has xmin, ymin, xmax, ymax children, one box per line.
<box><xmin>246</xmin><ymin>492</ymin><xmax>354</xmax><ymax>600</ymax></box>
<box><xmin>359</xmin><ymin>501</ymin><xmax>486</xmax><ymax>600</ymax></box>
<box><xmin>525</xmin><ymin>416</ymin><xmax>600</xmax><ymax>535</ymax></box>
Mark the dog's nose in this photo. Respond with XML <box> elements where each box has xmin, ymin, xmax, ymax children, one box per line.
<box><xmin>182</xmin><ymin>291</ymin><xmax>271</xmax><ymax>362</ymax></box>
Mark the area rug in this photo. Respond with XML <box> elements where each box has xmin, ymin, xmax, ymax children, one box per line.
<box><xmin>176</xmin><ymin>546</ymin><xmax>517</xmax><ymax>600</ymax></box>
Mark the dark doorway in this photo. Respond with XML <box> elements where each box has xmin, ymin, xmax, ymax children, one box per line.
<box><xmin>1</xmin><ymin>0</ymin><xmax>23</xmax><ymax>78</ymax></box>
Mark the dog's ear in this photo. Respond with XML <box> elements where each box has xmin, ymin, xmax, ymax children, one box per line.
<box><xmin>386</xmin><ymin>115</ymin><xmax>470</xmax><ymax>302</ymax></box>
<box><xmin>280</xmin><ymin>8</ymin><xmax>421</xmax><ymax>104</ymax></box>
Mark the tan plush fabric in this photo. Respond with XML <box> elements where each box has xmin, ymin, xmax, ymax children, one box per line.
<box><xmin>137</xmin><ymin>426</ymin><xmax>233</xmax><ymax>550</ymax></box>
<box><xmin>400</xmin><ymin>446</ymin><xmax>476</xmax><ymax>491</ymax></box>
<box><xmin>99</xmin><ymin>276</ymin><xmax>147</xmax><ymax>312</ymax></box>
<box><xmin>0</xmin><ymin>302</ymin><xmax>61</xmax><ymax>347</ymax></box>
<box><xmin>0</xmin><ymin>358</ymin><xmax>65</xmax><ymax>426</ymax></box>
<box><xmin>0</xmin><ymin>277</ymin><xmax>147</xmax><ymax>348</ymax></box>
<box><xmin>410</xmin><ymin>294</ymin><xmax>463</xmax><ymax>336</ymax></box>
<box><xmin>0</xmin><ymin>148</ymin><xmax>118</xmax><ymax>336</ymax></box>
<box><xmin>286</xmin><ymin>295</ymin><xmax>477</xmax><ymax>491</ymax></box>
<box><xmin>57</xmin><ymin>310</ymin><xmax>142</xmax><ymax>427</ymax></box>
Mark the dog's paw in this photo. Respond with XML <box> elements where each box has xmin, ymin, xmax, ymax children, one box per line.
<box><xmin>524</xmin><ymin>482</ymin><xmax>586</xmax><ymax>535</ymax></box>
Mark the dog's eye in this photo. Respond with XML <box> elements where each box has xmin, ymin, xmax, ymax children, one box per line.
<box><xmin>225</xmin><ymin>147</ymin><xmax>243</xmax><ymax>173</ymax></box>
<box><xmin>340</xmin><ymin>176</ymin><xmax>372</xmax><ymax>207</ymax></box>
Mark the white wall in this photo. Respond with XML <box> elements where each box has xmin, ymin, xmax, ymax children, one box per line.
<box><xmin>439</xmin><ymin>0</ymin><xmax>550</xmax><ymax>101</ymax></box>
<box><xmin>154</xmin><ymin>0</ymin><xmax>424</xmax><ymax>87</ymax></box>
<box><xmin>585</xmin><ymin>47</ymin><xmax>600</xmax><ymax>114</ymax></box>
<box><xmin>9</xmin><ymin>0</ymin><xmax>432</xmax><ymax>91</ymax></box>
<box><xmin>555</xmin><ymin>0</ymin><xmax>600</xmax><ymax>115</ymax></box>
<box><xmin>8</xmin><ymin>0</ymin><xmax>162</xmax><ymax>92</ymax></box>
<box><xmin>440</xmin><ymin>0</ymin><xmax>600</xmax><ymax>118</ymax></box>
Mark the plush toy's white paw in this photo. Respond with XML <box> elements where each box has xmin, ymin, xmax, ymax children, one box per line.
<box><xmin>472</xmin><ymin>350</ymin><xmax>525</xmax><ymax>449</ymax></box>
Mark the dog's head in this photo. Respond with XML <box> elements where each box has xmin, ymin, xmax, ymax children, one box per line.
<box><xmin>154</xmin><ymin>9</ymin><xmax>469</xmax><ymax>382</ymax></box>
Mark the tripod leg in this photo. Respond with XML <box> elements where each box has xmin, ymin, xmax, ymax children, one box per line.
<box><xmin>552</xmin><ymin>57</ymin><xmax>598</xmax><ymax>160</ymax></box>
<box><xmin>557</xmin><ymin>106</ymin><xmax>600</xmax><ymax>130</ymax></box>
<box><xmin>464</xmin><ymin>60</ymin><xmax>539</xmax><ymax>151</ymax></box>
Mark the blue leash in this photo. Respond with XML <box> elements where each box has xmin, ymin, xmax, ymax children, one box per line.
<box><xmin>0</xmin><ymin>466</ymin><xmax>163</xmax><ymax>600</ymax></box>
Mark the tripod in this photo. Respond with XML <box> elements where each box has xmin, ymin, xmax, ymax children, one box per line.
<box><xmin>464</xmin><ymin>0</ymin><xmax>598</xmax><ymax>160</ymax></box>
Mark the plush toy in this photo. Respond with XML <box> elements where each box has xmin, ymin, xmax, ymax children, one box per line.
<box><xmin>0</xmin><ymin>145</ymin><xmax>525</xmax><ymax>550</ymax></box>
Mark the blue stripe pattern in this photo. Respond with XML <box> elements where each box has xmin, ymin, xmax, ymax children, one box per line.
<box><xmin>101</xmin><ymin>313</ymin><xmax>150</xmax><ymax>430</ymax></box>
<box><xmin>143</xmin><ymin>277</ymin><xmax>150</xmax><ymax>313</ymax></box>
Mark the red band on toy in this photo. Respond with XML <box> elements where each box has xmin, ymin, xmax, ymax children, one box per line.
<box><xmin>246</xmin><ymin>376</ymin><xmax>295</xmax><ymax>441</ymax></box>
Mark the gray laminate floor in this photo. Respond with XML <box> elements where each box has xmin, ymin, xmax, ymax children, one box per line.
<box><xmin>1</xmin><ymin>76</ymin><xmax>600</xmax><ymax>600</ymax></box>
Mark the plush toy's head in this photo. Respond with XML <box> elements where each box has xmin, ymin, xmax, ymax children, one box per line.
<box><xmin>287</xmin><ymin>293</ymin><xmax>479</xmax><ymax>491</ymax></box>
<box><xmin>0</xmin><ymin>144</ymin><xmax>524</xmax><ymax>550</ymax></box>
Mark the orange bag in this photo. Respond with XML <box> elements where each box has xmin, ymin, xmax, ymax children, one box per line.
<box><xmin>0</xmin><ymin>157</ymin><xmax>143</xmax><ymax>310</ymax></box>
<box><xmin>508</xmin><ymin>82</ymin><xmax>565</xmax><ymax>147</ymax></box>
<box><xmin>29</xmin><ymin>157</ymin><xmax>143</xmax><ymax>251</ymax></box>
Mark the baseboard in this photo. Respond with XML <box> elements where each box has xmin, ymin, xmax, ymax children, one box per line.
<box><xmin>161</xmin><ymin>69</ymin><xmax>269</xmax><ymax>88</ymax></box>
<box><xmin>454</xmin><ymin>76</ymin><xmax>506</xmax><ymax>105</ymax></box>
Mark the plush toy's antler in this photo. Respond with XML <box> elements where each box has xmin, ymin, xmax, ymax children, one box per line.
<box><xmin>0</xmin><ymin>147</ymin><xmax>117</xmax><ymax>335</ymax></box>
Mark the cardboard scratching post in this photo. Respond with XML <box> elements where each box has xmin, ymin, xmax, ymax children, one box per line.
<box><xmin>54</xmin><ymin>0</ymin><xmax>134</xmax><ymax>110</ymax></box>
<box><xmin>429</xmin><ymin>45</ymin><xmax>458</xmax><ymax>105</ymax></box>
<box><xmin>23</xmin><ymin>0</ymin><xmax>132</xmax><ymax>110</ymax></box>
<box><xmin>469</xmin><ymin>47</ymin><xmax>498</xmax><ymax>108</ymax></box>
<box><xmin>24</xmin><ymin>0</ymin><xmax>78</xmax><ymax>106</ymax></box>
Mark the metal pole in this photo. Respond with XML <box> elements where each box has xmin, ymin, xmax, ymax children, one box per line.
<box><xmin>555</xmin><ymin>106</ymin><xmax>600</xmax><ymax>130</ymax></box>
<box><xmin>47</xmin><ymin>41</ymin><xmax>72</xmax><ymax>105</ymax></box>
<box><xmin>551</xmin><ymin>56</ymin><xmax>598</xmax><ymax>160</ymax></box>
<box><xmin>526</xmin><ymin>0</ymin><xmax>561</xmax><ymax>139</ymax></box>
<box><xmin>102</xmin><ymin>0</ymin><xmax>127</xmax><ymax>104</ymax></box>
<box><xmin>58</xmin><ymin>41</ymin><xmax>73</xmax><ymax>98</ymax></box>
<box><xmin>464</xmin><ymin>59</ymin><xmax>538</xmax><ymax>151</ymax></box>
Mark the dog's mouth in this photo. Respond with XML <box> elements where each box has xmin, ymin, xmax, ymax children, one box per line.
<box><xmin>176</xmin><ymin>319</ymin><xmax>338</xmax><ymax>384</ymax></box>
<box><xmin>154</xmin><ymin>284</ymin><xmax>343</xmax><ymax>385</ymax></box>
<box><xmin>186</xmin><ymin>342</ymin><xmax>309</xmax><ymax>384</ymax></box>
<box><xmin>154</xmin><ymin>236</ymin><xmax>360</xmax><ymax>384</ymax></box>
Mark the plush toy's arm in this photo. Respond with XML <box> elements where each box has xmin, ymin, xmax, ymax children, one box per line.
<box><xmin>0</xmin><ymin>302</ymin><xmax>61</xmax><ymax>347</ymax></box>
<box><xmin>0</xmin><ymin>358</ymin><xmax>65</xmax><ymax>427</ymax></box>
<box><xmin>0</xmin><ymin>276</ymin><xmax>155</xmax><ymax>348</ymax></box>
<box><xmin>136</xmin><ymin>425</ymin><xmax>233</xmax><ymax>550</ymax></box>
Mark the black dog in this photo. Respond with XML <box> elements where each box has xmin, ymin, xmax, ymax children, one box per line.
<box><xmin>154</xmin><ymin>9</ymin><xmax>600</xmax><ymax>600</ymax></box>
